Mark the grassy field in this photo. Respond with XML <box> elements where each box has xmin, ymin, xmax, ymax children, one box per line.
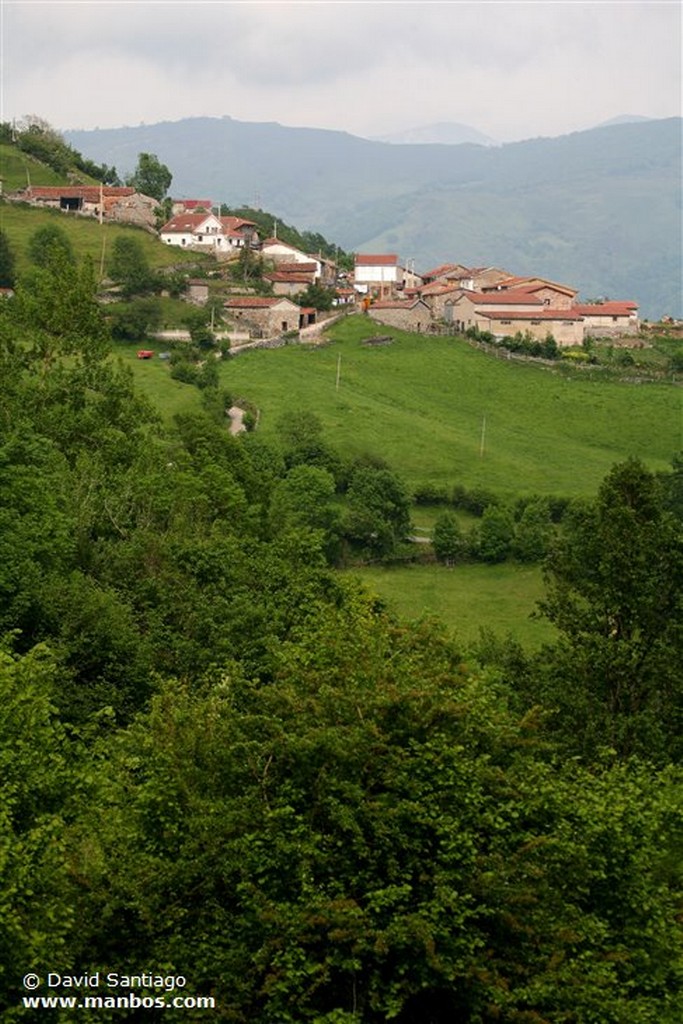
<box><xmin>0</xmin><ymin>199</ymin><xmax>211</xmax><ymax>278</ymax></box>
<box><xmin>217</xmin><ymin>316</ymin><xmax>681</xmax><ymax>498</ymax></box>
<box><xmin>345</xmin><ymin>562</ymin><xmax>555</xmax><ymax>648</ymax></box>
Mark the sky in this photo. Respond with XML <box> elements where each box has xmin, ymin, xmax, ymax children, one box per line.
<box><xmin>0</xmin><ymin>0</ymin><xmax>681</xmax><ymax>143</ymax></box>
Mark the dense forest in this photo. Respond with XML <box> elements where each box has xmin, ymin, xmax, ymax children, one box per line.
<box><xmin>0</xmin><ymin>231</ymin><xmax>682</xmax><ymax>1021</ymax></box>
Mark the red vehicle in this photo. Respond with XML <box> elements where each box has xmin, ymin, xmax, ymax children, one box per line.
<box><xmin>136</xmin><ymin>349</ymin><xmax>154</xmax><ymax>359</ymax></box>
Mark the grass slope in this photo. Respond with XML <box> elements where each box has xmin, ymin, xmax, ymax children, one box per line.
<box><xmin>0</xmin><ymin>201</ymin><xmax>209</xmax><ymax>278</ymax></box>
<box><xmin>220</xmin><ymin>317</ymin><xmax>681</xmax><ymax>497</ymax></box>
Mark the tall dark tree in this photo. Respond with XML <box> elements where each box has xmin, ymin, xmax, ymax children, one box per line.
<box><xmin>0</xmin><ymin>229</ymin><xmax>16</xmax><ymax>288</ymax></box>
<box><xmin>537</xmin><ymin>458</ymin><xmax>683</xmax><ymax>760</ymax></box>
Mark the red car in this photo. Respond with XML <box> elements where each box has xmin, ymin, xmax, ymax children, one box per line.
<box><xmin>136</xmin><ymin>350</ymin><xmax>155</xmax><ymax>359</ymax></box>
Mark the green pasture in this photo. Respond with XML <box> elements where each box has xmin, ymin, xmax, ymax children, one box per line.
<box><xmin>0</xmin><ymin>142</ymin><xmax>68</xmax><ymax>191</ymax></box>
<box><xmin>112</xmin><ymin>342</ymin><xmax>203</xmax><ymax>422</ymax></box>
<box><xmin>0</xmin><ymin>199</ymin><xmax>210</xmax><ymax>277</ymax></box>
<box><xmin>218</xmin><ymin>317</ymin><xmax>681</xmax><ymax>497</ymax></box>
<box><xmin>346</xmin><ymin>561</ymin><xmax>555</xmax><ymax>648</ymax></box>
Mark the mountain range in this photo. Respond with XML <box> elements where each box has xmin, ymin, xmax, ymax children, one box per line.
<box><xmin>65</xmin><ymin>115</ymin><xmax>682</xmax><ymax>318</ymax></box>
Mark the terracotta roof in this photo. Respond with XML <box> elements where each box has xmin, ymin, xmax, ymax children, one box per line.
<box><xmin>370</xmin><ymin>298</ymin><xmax>427</xmax><ymax>309</ymax></box>
<box><xmin>177</xmin><ymin>199</ymin><xmax>212</xmax><ymax>209</ymax></box>
<box><xmin>456</xmin><ymin>290</ymin><xmax>544</xmax><ymax>306</ymax></box>
<box><xmin>27</xmin><ymin>185</ymin><xmax>136</xmax><ymax>202</ymax></box>
<box><xmin>476</xmin><ymin>309</ymin><xmax>583</xmax><ymax>321</ymax></box>
<box><xmin>160</xmin><ymin>213</ymin><xmax>219</xmax><ymax>233</ymax></box>
<box><xmin>490</xmin><ymin>276</ymin><xmax>578</xmax><ymax>296</ymax></box>
<box><xmin>276</xmin><ymin>262</ymin><xmax>318</xmax><ymax>274</ymax></box>
<box><xmin>355</xmin><ymin>254</ymin><xmax>399</xmax><ymax>266</ymax></box>
<box><xmin>220</xmin><ymin>216</ymin><xmax>256</xmax><ymax>232</ymax></box>
<box><xmin>224</xmin><ymin>296</ymin><xmax>296</xmax><ymax>308</ymax></box>
<box><xmin>265</xmin><ymin>273</ymin><xmax>311</xmax><ymax>284</ymax></box>
<box><xmin>421</xmin><ymin>262</ymin><xmax>462</xmax><ymax>277</ymax></box>
<box><xmin>420</xmin><ymin>282</ymin><xmax>463</xmax><ymax>296</ymax></box>
<box><xmin>573</xmin><ymin>302</ymin><xmax>638</xmax><ymax>315</ymax></box>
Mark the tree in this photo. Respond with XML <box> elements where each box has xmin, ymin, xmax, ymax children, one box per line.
<box><xmin>477</xmin><ymin>504</ymin><xmax>515</xmax><ymax>563</ymax></box>
<box><xmin>27</xmin><ymin>224</ymin><xmax>74</xmax><ymax>269</ymax></box>
<box><xmin>0</xmin><ymin>230</ymin><xmax>16</xmax><ymax>288</ymax></box>
<box><xmin>432</xmin><ymin>510</ymin><xmax>465</xmax><ymax>565</ymax></box>
<box><xmin>537</xmin><ymin>458</ymin><xmax>683</xmax><ymax>760</ymax></box>
<box><xmin>127</xmin><ymin>152</ymin><xmax>172</xmax><ymax>202</ymax></box>
<box><xmin>512</xmin><ymin>497</ymin><xmax>553</xmax><ymax>562</ymax></box>
<box><xmin>108</xmin><ymin>235</ymin><xmax>154</xmax><ymax>297</ymax></box>
<box><xmin>344</xmin><ymin>466</ymin><xmax>412</xmax><ymax>556</ymax></box>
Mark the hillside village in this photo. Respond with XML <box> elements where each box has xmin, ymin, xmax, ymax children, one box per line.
<box><xmin>6</xmin><ymin>181</ymin><xmax>644</xmax><ymax>348</ymax></box>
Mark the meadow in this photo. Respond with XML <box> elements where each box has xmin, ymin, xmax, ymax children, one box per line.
<box><xmin>216</xmin><ymin>316</ymin><xmax>681</xmax><ymax>498</ymax></box>
<box><xmin>344</xmin><ymin>561</ymin><xmax>554</xmax><ymax>648</ymax></box>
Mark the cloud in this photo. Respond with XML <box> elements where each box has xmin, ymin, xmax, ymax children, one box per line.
<box><xmin>2</xmin><ymin>0</ymin><xmax>680</xmax><ymax>141</ymax></box>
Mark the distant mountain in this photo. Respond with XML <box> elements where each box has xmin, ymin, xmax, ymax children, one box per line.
<box><xmin>64</xmin><ymin>115</ymin><xmax>683</xmax><ymax>318</ymax></box>
<box><xmin>371</xmin><ymin>122</ymin><xmax>497</xmax><ymax>146</ymax></box>
<box><xmin>593</xmin><ymin>115</ymin><xmax>654</xmax><ymax>129</ymax></box>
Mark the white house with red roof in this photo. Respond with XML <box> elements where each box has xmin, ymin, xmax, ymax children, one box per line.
<box><xmin>354</xmin><ymin>254</ymin><xmax>403</xmax><ymax>296</ymax></box>
<box><xmin>160</xmin><ymin>213</ymin><xmax>258</xmax><ymax>253</ymax></box>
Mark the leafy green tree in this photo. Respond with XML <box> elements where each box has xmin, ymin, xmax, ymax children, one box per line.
<box><xmin>537</xmin><ymin>458</ymin><xmax>683</xmax><ymax>760</ymax></box>
<box><xmin>477</xmin><ymin>504</ymin><xmax>515</xmax><ymax>562</ymax></box>
<box><xmin>276</xmin><ymin>410</ymin><xmax>342</xmax><ymax>479</ymax></box>
<box><xmin>126</xmin><ymin>151</ymin><xmax>172</xmax><ymax>202</ymax></box>
<box><xmin>344</xmin><ymin>466</ymin><xmax>412</xmax><ymax>556</ymax></box>
<box><xmin>296</xmin><ymin>282</ymin><xmax>335</xmax><ymax>311</ymax></box>
<box><xmin>0</xmin><ymin>644</ymin><xmax>80</xmax><ymax>1018</ymax></box>
<box><xmin>108</xmin><ymin>235</ymin><xmax>154</xmax><ymax>297</ymax></box>
<box><xmin>432</xmin><ymin>510</ymin><xmax>465</xmax><ymax>565</ymax></box>
<box><xmin>109</xmin><ymin>297</ymin><xmax>162</xmax><ymax>340</ymax></box>
<box><xmin>0</xmin><ymin>229</ymin><xmax>16</xmax><ymax>288</ymax></box>
<box><xmin>71</xmin><ymin>606</ymin><xmax>683</xmax><ymax>1022</ymax></box>
<box><xmin>512</xmin><ymin>497</ymin><xmax>553</xmax><ymax>562</ymax></box>
<box><xmin>27</xmin><ymin>224</ymin><xmax>75</xmax><ymax>268</ymax></box>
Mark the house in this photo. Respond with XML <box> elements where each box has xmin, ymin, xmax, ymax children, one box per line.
<box><xmin>223</xmin><ymin>296</ymin><xmax>302</xmax><ymax>336</ymax></box>
<box><xmin>264</xmin><ymin>271</ymin><xmax>314</xmax><ymax>297</ymax></box>
<box><xmin>14</xmin><ymin>185</ymin><xmax>158</xmax><ymax>229</ymax></box>
<box><xmin>367</xmin><ymin>298</ymin><xmax>431</xmax><ymax>332</ymax></box>
<box><xmin>354</xmin><ymin>254</ymin><xmax>403</xmax><ymax>297</ymax></box>
<box><xmin>171</xmin><ymin>199</ymin><xmax>213</xmax><ymax>215</ymax></box>
<box><xmin>572</xmin><ymin>302</ymin><xmax>640</xmax><ymax>336</ymax></box>
<box><xmin>483</xmin><ymin>276</ymin><xmax>578</xmax><ymax>310</ymax></box>
<box><xmin>443</xmin><ymin>289</ymin><xmax>545</xmax><ymax>329</ymax></box>
<box><xmin>473</xmin><ymin>308</ymin><xmax>585</xmax><ymax>347</ymax></box>
<box><xmin>160</xmin><ymin>213</ymin><xmax>258</xmax><ymax>253</ymax></box>
<box><xmin>186</xmin><ymin>279</ymin><xmax>211</xmax><ymax>305</ymax></box>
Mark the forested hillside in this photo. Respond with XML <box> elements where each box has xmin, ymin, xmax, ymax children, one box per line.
<box><xmin>1</xmin><ymin>229</ymin><xmax>682</xmax><ymax>1021</ymax></box>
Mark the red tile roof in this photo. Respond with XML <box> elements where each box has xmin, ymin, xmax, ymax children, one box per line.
<box><xmin>160</xmin><ymin>213</ymin><xmax>219</xmax><ymax>233</ymax></box>
<box><xmin>265</xmin><ymin>273</ymin><xmax>311</xmax><ymax>284</ymax></box>
<box><xmin>224</xmin><ymin>297</ymin><xmax>297</xmax><ymax>308</ymax></box>
<box><xmin>477</xmin><ymin>309</ymin><xmax>583</xmax><ymax>321</ymax></box>
<box><xmin>421</xmin><ymin>262</ymin><xmax>464</xmax><ymax>279</ymax></box>
<box><xmin>276</xmin><ymin>262</ymin><xmax>318</xmax><ymax>274</ymax></box>
<box><xmin>220</xmin><ymin>216</ymin><xmax>256</xmax><ymax>232</ymax></box>
<box><xmin>370</xmin><ymin>298</ymin><xmax>427</xmax><ymax>309</ymax></box>
<box><xmin>573</xmin><ymin>302</ymin><xmax>638</xmax><ymax>315</ymax></box>
<box><xmin>27</xmin><ymin>185</ymin><xmax>136</xmax><ymax>202</ymax></box>
<box><xmin>458</xmin><ymin>290</ymin><xmax>544</xmax><ymax>306</ymax></box>
<box><xmin>355</xmin><ymin>254</ymin><xmax>399</xmax><ymax>266</ymax></box>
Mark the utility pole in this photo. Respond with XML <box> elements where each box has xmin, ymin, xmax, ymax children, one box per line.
<box><xmin>335</xmin><ymin>354</ymin><xmax>342</xmax><ymax>391</ymax></box>
<box><xmin>479</xmin><ymin>414</ymin><xmax>487</xmax><ymax>458</ymax></box>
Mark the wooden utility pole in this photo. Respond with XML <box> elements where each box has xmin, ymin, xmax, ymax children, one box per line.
<box><xmin>479</xmin><ymin>414</ymin><xmax>487</xmax><ymax>458</ymax></box>
<box><xmin>335</xmin><ymin>354</ymin><xmax>342</xmax><ymax>391</ymax></box>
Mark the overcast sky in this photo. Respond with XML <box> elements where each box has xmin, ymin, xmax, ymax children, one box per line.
<box><xmin>1</xmin><ymin>0</ymin><xmax>680</xmax><ymax>143</ymax></box>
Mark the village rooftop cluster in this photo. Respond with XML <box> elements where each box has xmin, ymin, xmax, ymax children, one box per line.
<box><xmin>12</xmin><ymin>186</ymin><xmax>640</xmax><ymax>344</ymax></box>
